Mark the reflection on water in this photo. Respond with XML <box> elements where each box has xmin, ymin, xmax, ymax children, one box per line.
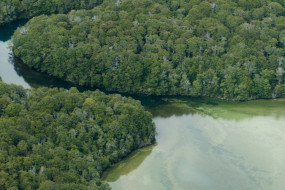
<box><xmin>0</xmin><ymin>42</ymin><xmax>30</xmax><ymax>88</ymax></box>
<box><xmin>104</xmin><ymin>99</ymin><xmax>285</xmax><ymax>190</ymax></box>
<box><xmin>102</xmin><ymin>145</ymin><xmax>155</xmax><ymax>182</ymax></box>
<box><xmin>147</xmin><ymin>103</ymin><xmax>197</xmax><ymax>118</ymax></box>
<box><xmin>12</xmin><ymin>56</ymin><xmax>88</xmax><ymax>90</ymax></box>
<box><xmin>0</xmin><ymin>21</ymin><xmax>89</xmax><ymax>90</ymax></box>
<box><xmin>0</xmin><ymin>20</ymin><xmax>31</xmax><ymax>88</ymax></box>
<box><xmin>0</xmin><ymin>43</ymin><xmax>89</xmax><ymax>90</ymax></box>
<box><xmin>1</xmin><ymin>20</ymin><xmax>285</xmax><ymax>190</ymax></box>
<box><xmin>148</xmin><ymin>98</ymin><xmax>285</xmax><ymax>120</ymax></box>
<box><xmin>0</xmin><ymin>20</ymin><xmax>26</xmax><ymax>42</ymax></box>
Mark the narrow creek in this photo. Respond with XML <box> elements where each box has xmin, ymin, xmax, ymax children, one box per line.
<box><xmin>1</xmin><ymin>23</ymin><xmax>285</xmax><ymax>190</ymax></box>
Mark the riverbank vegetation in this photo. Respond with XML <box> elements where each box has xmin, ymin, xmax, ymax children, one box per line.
<box><xmin>12</xmin><ymin>0</ymin><xmax>285</xmax><ymax>100</ymax></box>
<box><xmin>0</xmin><ymin>80</ymin><xmax>155</xmax><ymax>189</ymax></box>
<box><xmin>148</xmin><ymin>97</ymin><xmax>285</xmax><ymax>120</ymax></box>
<box><xmin>0</xmin><ymin>0</ymin><xmax>102</xmax><ymax>25</ymax></box>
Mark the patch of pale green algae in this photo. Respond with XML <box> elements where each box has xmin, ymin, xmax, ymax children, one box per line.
<box><xmin>102</xmin><ymin>145</ymin><xmax>155</xmax><ymax>182</ymax></box>
<box><xmin>155</xmin><ymin>98</ymin><xmax>285</xmax><ymax>120</ymax></box>
<box><xmin>102</xmin><ymin>98</ymin><xmax>285</xmax><ymax>183</ymax></box>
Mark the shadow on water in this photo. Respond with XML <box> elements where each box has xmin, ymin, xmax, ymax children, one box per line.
<box><xmin>2</xmin><ymin>19</ymin><xmax>285</xmax><ymax>190</ymax></box>
<box><xmin>9</xmin><ymin>50</ymin><xmax>285</xmax><ymax>121</ymax></box>
<box><xmin>12</xmin><ymin>54</ymin><xmax>169</xmax><ymax>106</ymax></box>
<box><xmin>0</xmin><ymin>20</ymin><xmax>28</xmax><ymax>42</ymax></box>
<box><xmin>2</xmin><ymin>19</ymin><xmax>285</xmax><ymax>121</ymax></box>
<box><xmin>10</xmin><ymin>50</ymin><xmax>167</xmax><ymax>107</ymax></box>
<box><xmin>0</xmin><ymin>20</ymin><xmax>219</xmax><ymax>111</ymax></box>
<box><xmin>11</xmin><ymin>55</ymin><xmax>285</xmax><ymax>121</ymax></box>
<box><xmin>150</xmin><ymin>97</ymin><xmax>285</xmax><ymax>120</ymax></box>
<box><xmin>0</xmin><ymin>19</ymin><xmax>93</xmax><ymax>91</ymax></box>
<box><xmin>147</xmin><ymin>103</ymin><xmax>197</xmax><ymax>118</ymax></box>
<box><xmin>12</xmin><ymin>56</ymin><xmax>93</xmax><ymax>91</ymax></box>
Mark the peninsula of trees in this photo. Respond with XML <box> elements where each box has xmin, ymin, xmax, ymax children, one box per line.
<box><xmin>0</xmin><ymin>0</ymin><xmax>103</xmax><ymax>25</ymax></box>
<box><xmin>12</xmin><ymin>0</ymin><xmax>285</xmax><ymax>100</ymax></box>
<box><xmin>0</xmin><ymin>79</ymin><xmax>155</xmax><ymax>189</ymax></box>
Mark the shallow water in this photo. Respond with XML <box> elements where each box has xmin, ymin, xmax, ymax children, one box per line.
<box><xmin>103</xmin><ymin>99</ymin><xmax>285</xmax><ymax>190</ymax></box>
<box><xmin>1</xmin><ymin>22</ymin><xmax>285</xmax><ymax>190</ymax></box>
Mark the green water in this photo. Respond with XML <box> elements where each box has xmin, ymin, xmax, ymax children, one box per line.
<box><xmin>1</xmin><ymin>22</ymin><xmax>285</xmax><ymax>190</ymax></box>
<box><xmin>103</xmin><ymin>98</ymin><xmax>285</xmax><ymax>190</ymax></box>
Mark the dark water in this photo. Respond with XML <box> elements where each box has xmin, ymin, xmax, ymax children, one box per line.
<box><xmin>1</xmin><ymin>22</ymin><xmax>285</xmax><ymax>190</ymax></box>
<box><xmin>0</xmin><ymin>23</ymin><xmax>163</xmax><ymax>106</ymax></box>
<box><xmin>0</xmin><ymin>21</ymin><xmax>30</xmax><ymax>88</ymax></box>
<box><xmin>0</xmin><ymin>21</ymin><xmax>91</xmax><ymax>90</ymax></box>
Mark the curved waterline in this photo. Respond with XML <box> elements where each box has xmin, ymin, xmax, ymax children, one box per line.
<box><xmin>102</xmin><ymin>145</ymin><xmax>156</xmax><ymax>182</ymax></box>
<box><xmin>1</xmin><ymin>22</ymin><xmax>285</xmax><ymax>190</ymax></box>
<box><xmin>104</xmin><ymin>99</ymin><xmax>285</xmax><ymax>190</ymax></box>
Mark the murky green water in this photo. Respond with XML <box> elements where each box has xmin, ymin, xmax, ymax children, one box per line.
<box><xmin>103</xmin><ymin>99</ymin><xmax>285</xmax><ymax>190</ymax></box>
<box><xmin>1</xmin><ymin>22</ymin><xmax>285</xmax><ymax>190</ymax></box>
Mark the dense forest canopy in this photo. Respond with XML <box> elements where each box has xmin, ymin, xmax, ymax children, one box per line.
<box><xmin>0</xmin><ymin>79</ymin><xmax>155</xmax><ymax>189</ymax></box>
<box><xmin>0</xmin><ymin>0</ymin><xmax>103</xmax><ymax>25</ymax></box>
<box><xmin>12</xmin><ymin>0</ymin><xmax>285</xmax><ymax>100</ymax></box>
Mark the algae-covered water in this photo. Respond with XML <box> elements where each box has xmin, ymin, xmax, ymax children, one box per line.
<box><xmin>103</xmin><ymin>98</ymin><xmax>285</xmax><ymax>190</ymax></box>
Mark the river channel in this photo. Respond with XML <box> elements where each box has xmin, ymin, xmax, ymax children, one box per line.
<box><xmin>1</xmin><ymin>22</ymin><xmax>285</xmax><ymax>190</ymax></box>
